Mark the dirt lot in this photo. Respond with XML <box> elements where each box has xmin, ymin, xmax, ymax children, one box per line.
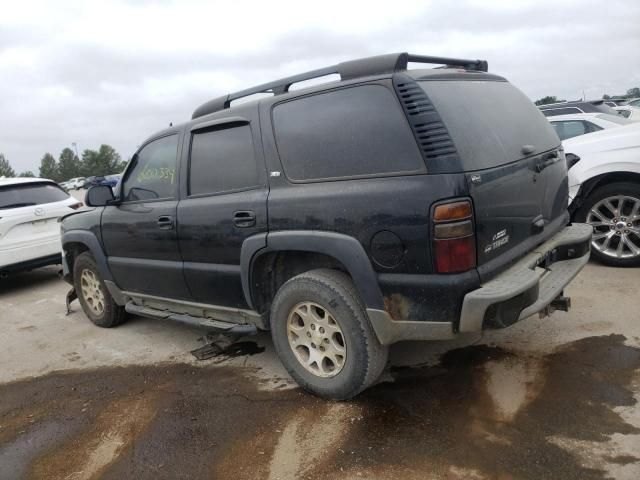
<box><xmin>1</xmin><ymin>262</ymin><xmax>639</xmax><ymax>479</ymax></box>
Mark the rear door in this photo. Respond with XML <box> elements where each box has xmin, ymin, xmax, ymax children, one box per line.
<box><xmin>101</xmin><ymin>132</ymin><xmax>191</xmax><ymax>299</ymax></box>
<box><xmin>177</xmin><ymin>115</ymin><xmax>268</xmax><ymax>309</ymax></box>
<box><xmin>416</xmin><ymin>78</ymin><xmax>568</xmax><ymax>276</ymax></box>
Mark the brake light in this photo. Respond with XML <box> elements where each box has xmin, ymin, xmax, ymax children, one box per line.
<box><xmin>432</xmin><ymin>199</ymin><xmax>476</xmax><ymax>273</ymax></box>
<box><xmin>69</xmin><ymin>202</ymin><xmax>83</xmax><ymax>210</ymax></box>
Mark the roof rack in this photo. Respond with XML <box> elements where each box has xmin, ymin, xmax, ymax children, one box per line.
<box><xmin>192</xmin><ymin>52</ymin><xmax>488</xmax><ymax>119</ymax></box>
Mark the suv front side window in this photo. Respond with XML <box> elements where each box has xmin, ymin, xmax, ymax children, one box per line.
<box><xmin>122</xmin><ymin>134</ymin><xmax>179</xmax><ymax>202</ymax></box>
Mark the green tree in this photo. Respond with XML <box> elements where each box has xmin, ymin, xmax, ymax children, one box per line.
<box><xmin>0</xmin><ymin>153</ymin><xmax>16</xmax><ymax>177</ymax></box>
<box><xmin>81</xmin><ymin>144</ymin><xmax>122</xmax><ymax>176</ymax></box>
<box><xmin>39</xmin><ymin>153</ymin><xmax>59</xmax><ymax>181</ymax></box>
<box><xmin>58</xmin><ymin>147</ymin><xmax>81</xmax><ymax>181</ymax></box>
<box><xmin>603</xmin><ymin>94</ymin><xmax>610</xmax><ymax>99</ymax></box>
<box><xmin>18</xmin><ymin>170</ymin><xmax>35</xmax><ymax>177</ymax></box>
<box><xmin>534</xmin><ymin>96</ymin><xmax>563</xmax><ymax>106</ymax></box>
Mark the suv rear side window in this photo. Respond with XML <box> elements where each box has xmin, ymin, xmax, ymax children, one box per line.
<box><xmin>418</xmin><ymin>80</ymin><xmax>560</xmax><ymax>170</ymax></box>
<box><xmin>189</xmin><ymin>124</ymin><xmax>259</xmax><ymax>196</ymax></box>
<box><xmin>0</xmin><ymin>182</ymin><xmax>69</xmax><ymax>209</ymax></box>
<box><xmin>272</xmin><ymin>85</ymin><xmax>424</xmax><ymax>181</ymax></box>
<box><xmin>122</xmin><ymin>134</ymin><xmax>179</xmax><ymax>202</ymax></box>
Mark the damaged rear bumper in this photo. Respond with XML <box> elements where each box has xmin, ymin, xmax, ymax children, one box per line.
<box><xmin>367</xmin><ymin>223</ymin><xmax>592</xmax><ymax>345</ymax></box>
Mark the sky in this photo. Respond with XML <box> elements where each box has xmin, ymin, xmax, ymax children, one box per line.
<box><xmin>1</xmin><ymin>0</ymin><xmax>639</xmax><ymax>174</ymax></box>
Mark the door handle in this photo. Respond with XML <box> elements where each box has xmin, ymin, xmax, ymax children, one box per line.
<box><xmin>157</xmin><ymin>215</ymin><xmax>174</xmax><ymax>230</ymax></box>
<box><xmin>233</xmin><ymin>210</ymin><xmax>256</xmax><ymax>228</ymax></box>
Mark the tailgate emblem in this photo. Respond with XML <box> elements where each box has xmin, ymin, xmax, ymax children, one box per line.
<box><xmin>470</xmin><ymin>174</ymin><xmax>482</xmax><ymax>184</ymax></box>
<box><xmin>34</xmin><ymin>207</ymin><xmax>45</xmax><ymax>216</ymax></box>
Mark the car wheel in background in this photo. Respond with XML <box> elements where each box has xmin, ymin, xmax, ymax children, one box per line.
<box><xmin>576</xmin><ymin>182</ymin><xmax>640</xmax><ymax>267</ymax></box>
<box><xmin>73</xmin><ymin>252</ymin><xmax>127</xmax><ymax>327</ymax></box>
<box><xmin>270</xmin><ymin>268</ymin><xmax>388</xmax><ymax>400</ymax></box>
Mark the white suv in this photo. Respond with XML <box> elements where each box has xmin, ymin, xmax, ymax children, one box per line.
<box><xmin>0</xmin><ymin>178</ymin><xmax>82</xmax><ymax>275</ymax></box>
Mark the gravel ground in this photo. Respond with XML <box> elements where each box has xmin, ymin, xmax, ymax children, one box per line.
<box><xmin>0</xmin><ymin>261</ymin><xmax>639</xmax><ymax>479</ymax></box>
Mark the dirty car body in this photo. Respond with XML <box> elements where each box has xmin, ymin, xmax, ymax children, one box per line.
<box><xmin>60</xmin><ymin>53</ymin><xmax>591</xmax><ymax>398</ymax></box>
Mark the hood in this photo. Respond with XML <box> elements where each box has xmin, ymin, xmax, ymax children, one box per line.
<box><xmin>563</xmin><ymin>122</ymin><xmax>640</xmax><ymax>155</ymax></box>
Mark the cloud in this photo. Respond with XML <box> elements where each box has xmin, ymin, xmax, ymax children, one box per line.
<box><xmin>0</xmin><ymin>0</ymin><xmax>639</xmax><ymax>173</ymax></box>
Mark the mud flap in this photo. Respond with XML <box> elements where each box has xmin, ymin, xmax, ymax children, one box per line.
<box><xmin>65</xmin><ymin>287</ymin><xmax>78</xmax><ymax>315</ymax></box>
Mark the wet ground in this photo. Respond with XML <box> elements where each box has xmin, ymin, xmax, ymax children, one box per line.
<box><xmin>1</xmin><ymin>263</ymin><xmax>640</xmax><ymax>479</ymax></box>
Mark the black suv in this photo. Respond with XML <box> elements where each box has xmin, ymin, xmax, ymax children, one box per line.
<box><xmin>61</xmin><ymin>53</ymin><xmax>591</xmax><ymax>399</ymax></box>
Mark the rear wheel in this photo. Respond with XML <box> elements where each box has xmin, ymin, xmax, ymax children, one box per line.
<box><xmin>73</xmin><ymin>252</ymin><xmax>127</xmax><ymax>327</ymax></box>
<box><xmin>576</xmin><ymin>182</ymin><xmax>640</xmax><ymax>267</ymax></box>
<box><xmin>270</xmin><ymin>269</ymin><xmax>388</xmax><ymax>400</ymax></box>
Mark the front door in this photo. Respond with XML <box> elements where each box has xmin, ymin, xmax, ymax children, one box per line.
<box><xmin>177</xmin><ymin>119</ymin><xmax>268</xmax><ymax>308</ymax></box>
<box><xmin>101</xmin><ymin>131</ymin><xmax>191</xmax><ymax>299</ymax></box>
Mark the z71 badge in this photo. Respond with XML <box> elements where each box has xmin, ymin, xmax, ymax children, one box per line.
<box><xmin>484</xmin><ymin>229</ymin><xmax>510</xmax><ymax>254</ymax></box>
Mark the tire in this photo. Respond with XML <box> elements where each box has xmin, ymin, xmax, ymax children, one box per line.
<box><xmin>270</xmin><ymin>269</ymin><xmax>388</xmax><ymax>400</ymax></box>
<box><xmin>73</xmin><ymin>252</ymin><xmax>127</xmax><ymax>327</ymax></box>
<box><xmin>575</xmin><ymin>181</ymin><xmax>640</xmax><ymax>267</ymax></box>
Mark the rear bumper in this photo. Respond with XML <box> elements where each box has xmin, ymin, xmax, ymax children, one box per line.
<box><xmin>459</xmin><ymin>222</ymin><xmax>591</xmax><ymax>332</ymax></box>
<box><xmin>367</xmin><ymin>223</ymin><xmax>592</xmax><ymax>345</ymax></box>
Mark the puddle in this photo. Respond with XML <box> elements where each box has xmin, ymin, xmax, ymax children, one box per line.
<box><xmin>0</xmin><ymin>335</ymin><xmax>638</xmax><ymax>479</ymax></box>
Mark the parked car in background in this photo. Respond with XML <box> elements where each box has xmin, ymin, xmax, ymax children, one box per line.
<box><xmin>99</xmin><ymin>174</ymin><xmax>121</xmax><ymax>188</ymax></box>
<box><xmin>626</xmin><ymin>99</ymin><xmax>640</xmax><ymax>107</ymax></box>
<box><xmin>0</xmin><ymin>178</ymin><xmax>83</xmax><ymax>275</ymax></box>
<box><xmin>82</xmin><ymin>176</ymin><xmax>105</xmax><ymax>189</ymax></box>
<box><xmin>549</xmin><ymin>113</ymin><xmax>631</xmax><ymax>140</ymax></box>
<box><xmin>613</xmin><ymin>106</ymin><xmax>640</xmax><ymax>122</ymax></box>
<box><xmin>539</xmin><ymin>100</ymin><xmax>618</xmax><ymax>117</ymax></box>
<box><xmin>564</xmin><ymin>122</ymin><xmax>640</xmax><ymax>267</ymax></box>
<box><xmin>66</xmin><ymin>177</ymin><xmax>86</xmax><ymax>190</ymax></box>
<box><xmin>61</xmin><ymin>52</ymin><xmax>591</xmax><ymax>399</ymax></box>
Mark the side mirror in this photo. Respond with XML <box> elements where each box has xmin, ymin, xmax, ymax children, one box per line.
<box><xmin>86</xmin><ymin>185</ymin><xmax>115</xmax><ymax>207</ymax></box>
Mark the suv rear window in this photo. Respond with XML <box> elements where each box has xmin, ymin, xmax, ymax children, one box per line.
<box><xmin>0</xmin><ymin>182</ymin><xmax>69</xmax><ymax>209</ymax></box>
<box><xmin>418</xmin><ymin>80</ymin><xmax>560</xmax><ymax>171</ymax></box>
<box><xmin>273</xmin><ymin>85</ymin><xmax>424</xmax><ymax>181</ymax></box>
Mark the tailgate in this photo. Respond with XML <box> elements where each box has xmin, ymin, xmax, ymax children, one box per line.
<box><xmin>468</xmin><ymin>149</ymin><xmax>569</xmax><ymax>270</ymax></box>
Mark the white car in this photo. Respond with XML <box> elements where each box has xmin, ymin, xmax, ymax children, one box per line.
<box><xmin>0</xmin><ymin>178</ymin><xmax>83</xmax><ymax>275</ymax></box>
<box><xmin>563</xmin><ymin>122</ymin><xmax>640</xmax><ymax>267</ymax></box>
<box><xmin>66</xmin><ymin>177</ymin><xmax>86</xmax><ymax>190</ymax></box>
<box><xmin>549</xmin><ymin>113</ymin><xmax>631</xmax><ymax>141</ymax></box>
<box><xmin>613</xmin><ymin>105</ymin><xmax>640</xmax><ymax>122</ymax></box>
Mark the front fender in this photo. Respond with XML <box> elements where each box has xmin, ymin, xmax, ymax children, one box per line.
<box><xmin>62</xmin><ymin>230</ymin><xmax>113</xmax><ymax>283</ymax></box>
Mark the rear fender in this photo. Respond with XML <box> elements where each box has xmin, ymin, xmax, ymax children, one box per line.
<box><xmin>240</xmin><ymin>231</ymin><xmax>384</xmax><ymax>310</ymax></box>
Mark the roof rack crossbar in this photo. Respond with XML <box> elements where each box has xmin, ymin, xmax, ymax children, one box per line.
<box><xmin>192</xmin><ymin>52</ymin><xmax>488</xmax><ymax>118</ymax></box>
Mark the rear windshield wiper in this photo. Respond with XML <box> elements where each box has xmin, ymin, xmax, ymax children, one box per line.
<box><xmin>0</xmin><ymin>202</ymin><xmax>37</xmax><ymax>209</ymax></box>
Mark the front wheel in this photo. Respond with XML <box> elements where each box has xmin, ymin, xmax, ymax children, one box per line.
<box><xmin>576</xmin><ymin>181</ymin><xmax>640</xmax><ymax>267</ymax></box>
<box><xmin>73</xmin><ymin>252</ymin><xmax>127</xmax><ymax>327</ymax></box>
<box><xmin>270</xmin><ymin>269</ymin><xmax>388</xmax><ymax>400</ymax></box>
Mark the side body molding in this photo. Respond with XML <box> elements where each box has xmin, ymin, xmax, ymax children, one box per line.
<box><xmin>240</xmin><ymin>230</ymin><xmax>384</xmax><ymax>310</ymax></box>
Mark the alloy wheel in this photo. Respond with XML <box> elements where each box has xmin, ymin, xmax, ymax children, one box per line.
<box><xmin>287</xmin><ymin>302</ymin><xmax>346</xmax><ymax>378</ymax></box>
<box><xmin>586</xmin><ymin>195</ymin><xmax>640</xmax><ymax>259</ymax></box>
<box><xmin>80</xmin><ymin>269</ymin><xmax>106</xmax><ymax>316</ymax></box>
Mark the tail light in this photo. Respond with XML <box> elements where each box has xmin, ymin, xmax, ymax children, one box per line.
<box><xmin>432</xmin><ymin>199</ymin><xmax>476</xmax><ymax>273</ymax></box>
<box><xmin>69</xmin><ymin>202</ymin><xmax>83</xmax><ymax>210</ymax></box>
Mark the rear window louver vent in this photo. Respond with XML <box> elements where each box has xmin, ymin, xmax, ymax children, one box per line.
<box><xmin>393</xmin><ymin>74</ymin><xmax>460</xmax><ymax>170</ymax></box>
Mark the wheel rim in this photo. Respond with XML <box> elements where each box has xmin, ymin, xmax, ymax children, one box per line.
<box><xmin>287</xmin><ymin>302</ymin><xmax>346</xmax><ymax>378</ymax></box>
<box><xmin>586</xmin><ymin>194</ymin><xmax>640</xmax><ymax>259</ymax></box>
<box><xmin>80</xmin><ymin>268</ymin><xmax>105</xmax><ymax>315</ymax></box>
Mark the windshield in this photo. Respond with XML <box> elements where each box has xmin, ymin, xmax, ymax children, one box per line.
<box><xmin>0</xmin><ymin>182</ymin><xmax>69</xmax><ymax>209</ymax></box>
<box><xmin>596</xmin><ymin>113</ymin><xmax>632</xmax><ymax>125</ymax></box>
<box><xmin>418</xmin><ymin>80</ymin><xmax>560</xmax><ymax>170</ymax></box>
